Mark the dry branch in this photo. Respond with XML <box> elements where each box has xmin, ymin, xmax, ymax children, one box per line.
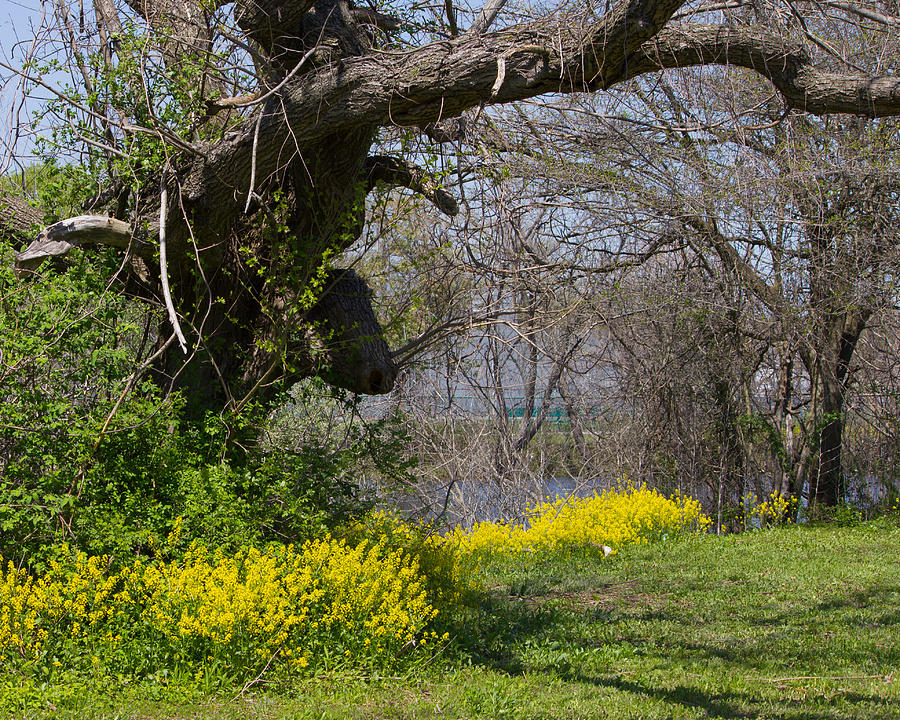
<box><xmin>14</xmin><ymin>216</ymin><xmax>141</xmax><ymax>274</ymax></box>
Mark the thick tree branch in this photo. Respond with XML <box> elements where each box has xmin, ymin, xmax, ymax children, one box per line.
<box><xmin>180</xmin><ymin>0</ymin><xmax>686</xmax><ymax>210</ymax></box>
<box><xmin>364</xmin><ymin>155</ymin><xmax>458</xmax><ymax>216</ymax></box>
<box><xmin>14</xmin><ymin>216</ymin><xmax>149</xmax><ymax>273</ymax></box>
<box><xmin>25</xmin><ymin>3</ymin><xmax>899</xmax><ymax>303</ymax></box>
<box><xmin>181</xmin><ymin>2</ymin><xmax>900</xmax><ymax>229</ymax></box>
<box><xmin>632</xmin><ymin>24</ymin><xmax>900</xmax><ymax>117</ymax></box>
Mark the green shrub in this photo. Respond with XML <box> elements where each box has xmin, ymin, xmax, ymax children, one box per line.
<box><xmin>0</xmin><ymin>242</ymin><xmax>406</xmax><ymax>565</ymax></box>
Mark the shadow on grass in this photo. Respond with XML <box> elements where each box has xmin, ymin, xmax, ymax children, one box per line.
<box><xmin>814</xmin><ymin>583</ymin><xmax>900</xmax><ymax>621</ymax></box>
<box><xmin>556</xmin><ymin>671</ymin><xmax>898</xmax><ymax>720</ymax></box>
<box><xmin>456</xmin><ymin>536</ymin><xmax>900</xmax><ymax>717</ymax></box>
<box><xmin>443</xmin><ymin>589</ymin><xmax>561</xmax><ymax>674</ymax></box>
<box><xmin>631</xmin><ymin>580</ymin><xmax>900</xmax><ymax>672</ymax></box>
<box><xmin>563</xmin><ymin>672</ymin><xmax>747</xmax><ymax>720</ymax></box>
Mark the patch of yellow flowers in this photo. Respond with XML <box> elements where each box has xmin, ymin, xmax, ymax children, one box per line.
<box><xmin>741</xmin><ymin>491</ymin><xmax>796</xmax><ymax>528</ymax></box>
<box><xmin>0</xmin><ymin>536</ymin><xmax>446</xmax><ymax>678</ymax></box>
<box><xmin>446</xmin><ymin>483</ymin><xmax>710</xmax><ymax>559</ymax></box>
<box><xmin>0</xmin><ymin>484</ymin><xmax>708</xmax><ymax>684</ymax></box>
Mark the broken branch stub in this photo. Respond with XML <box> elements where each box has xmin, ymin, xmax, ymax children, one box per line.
<box><xmin>15</xmin><ymin>215</ymin><xmax>135</xmax><ymax>274</ymax></box>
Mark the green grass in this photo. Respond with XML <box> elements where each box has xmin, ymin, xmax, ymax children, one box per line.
<box><xmin>6</xmin><ymin>522</ymin><xmax>899</xmax><ymax>719</ymax></box>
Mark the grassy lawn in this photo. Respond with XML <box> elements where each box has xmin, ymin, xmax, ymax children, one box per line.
<box><xmin>9</xmin><ymin>522</ymin><xmax>899</xmax><ymax>719</ymax></box>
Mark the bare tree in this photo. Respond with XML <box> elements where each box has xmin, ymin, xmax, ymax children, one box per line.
<box><xmin>375</xmin><ymin>173</ymin><xmax>612</xmax><ymax>523</ymax></box>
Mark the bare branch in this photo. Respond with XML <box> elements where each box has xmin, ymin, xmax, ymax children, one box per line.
<box><xmin>445</xmin><ymin>0</ymin><xmax>459</xmax><ymax>38</ymax></box>
<box><xmin>205</xmin><ymin>44</ymin><xmax>326</xmax><ymax>113</ymax></box>
<box><xmin>823</xmin><ymin>1</ymin><xmax>900</xmax><ymax>28</ymax></box>
<box><xmin>364</xmin><ymin>155</ymin><xmax>458</xmax><ymax>217</ymax></box>
<box><xmin>468</xmin><ymin>0</ymin><xmax>509</xmax><ymax>35</ymax></box>
<box><xmin>158</xmin><ymin>170</ymin><xmax>189</xmax><ymax>354</ymax></box>
<box><xmin>350</xmin><ymin>7</ymin><xmax>401</xmax><ymax>33</ymax></box>
<box><xmin>420</xmin><ymin>119</ymin><xmax>466</xmax><ymax>144</ymax></box>
<box><xmin>14</xmin><ymin>216</ymin><xmax>142</xmax><ymax>273</ymax></box>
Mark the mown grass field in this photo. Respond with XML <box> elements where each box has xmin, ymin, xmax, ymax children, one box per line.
<box><xmin>7</xmin><ymin>522</ymin><xmax>899</xmax><ymax>719</ymax></box>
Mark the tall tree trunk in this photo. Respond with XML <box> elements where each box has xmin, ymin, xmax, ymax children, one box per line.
<box><xmin>807</xmin><ymin>315</ymin><xmax>868</xmax><ymax>506</ymax></box>
<box><xmin>772</xmin><ymin>346</ymin><xmax>800</xmax><ymax>503</ymax></box>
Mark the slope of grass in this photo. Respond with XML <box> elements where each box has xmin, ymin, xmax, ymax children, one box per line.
<box><xmin>6</xmin><ymin>522</ymin><xmax>899</xmax><ymax>719</ymax></box>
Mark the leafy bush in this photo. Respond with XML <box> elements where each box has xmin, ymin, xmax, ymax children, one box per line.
<box><xmin>0</xmin><ymin>239</ymin><xmax>163</xmax><ymax>562</ymax></box>
<box><xmin>0</xmin><ymin>239</ymin><xmax>403</xmax><ymax>565</ymax></box>
<box><xmin>1</xmin><ymin>406</ymin><xmax>383</xmax><ymax>566</ymax></box>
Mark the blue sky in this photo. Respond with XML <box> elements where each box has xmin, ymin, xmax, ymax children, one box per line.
<box><xmin>1</xmin><ymin>1</ymin><xmax>51</xmax><ymax>169</ymax></box>
<box><xmin>1</xmin><ymin>1</ymin><xmax>44</xmax><ymax>68</ymax></box>
<box><xmin>1</xmin><ymin>0</ymin><xmax>41</xmax><ymax>33</ymax></box>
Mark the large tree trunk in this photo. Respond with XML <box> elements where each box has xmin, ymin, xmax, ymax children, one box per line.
<box><xmin>152</xmin><ymin>126</ymin><xmax>387</xmax><ymax>412</ymax></box>
<box><xmin>805</xmin><ymin>314</ymin><xmax>868</xmax><ymax>507</ymax></box>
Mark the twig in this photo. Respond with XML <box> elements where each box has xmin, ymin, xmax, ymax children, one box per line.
<box><xmin>158</xmin><ymin>166</ymin><xmax>188</xmax><ymax>354</ymax></box>
<box><xmin>91</xmin><ymin>332</ymin><xmax>179</xmax><ymax>453</ymax></box>
<box><xmin>244</xmin><ymin>108</ymin><xmax>264</xmax><ymax>213</ymax></box>
<box><xmin>390</xmin><ymin>309</ymin><xmax>519</xmax><ymax>366</ymax></box>
<box><xmin>208</xmin><ymin>44</ymin><xmax>326</xmax><ymax>112</ymax></box>
<box><xmin>757</xmin><ymin>674</ymin><xmax>893</xmax><ymax>683</ymax></box>
<box><xmin>233</xmin><ymin>648</ymin><xmax>281</xmax><ymax>700</ymax></box>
